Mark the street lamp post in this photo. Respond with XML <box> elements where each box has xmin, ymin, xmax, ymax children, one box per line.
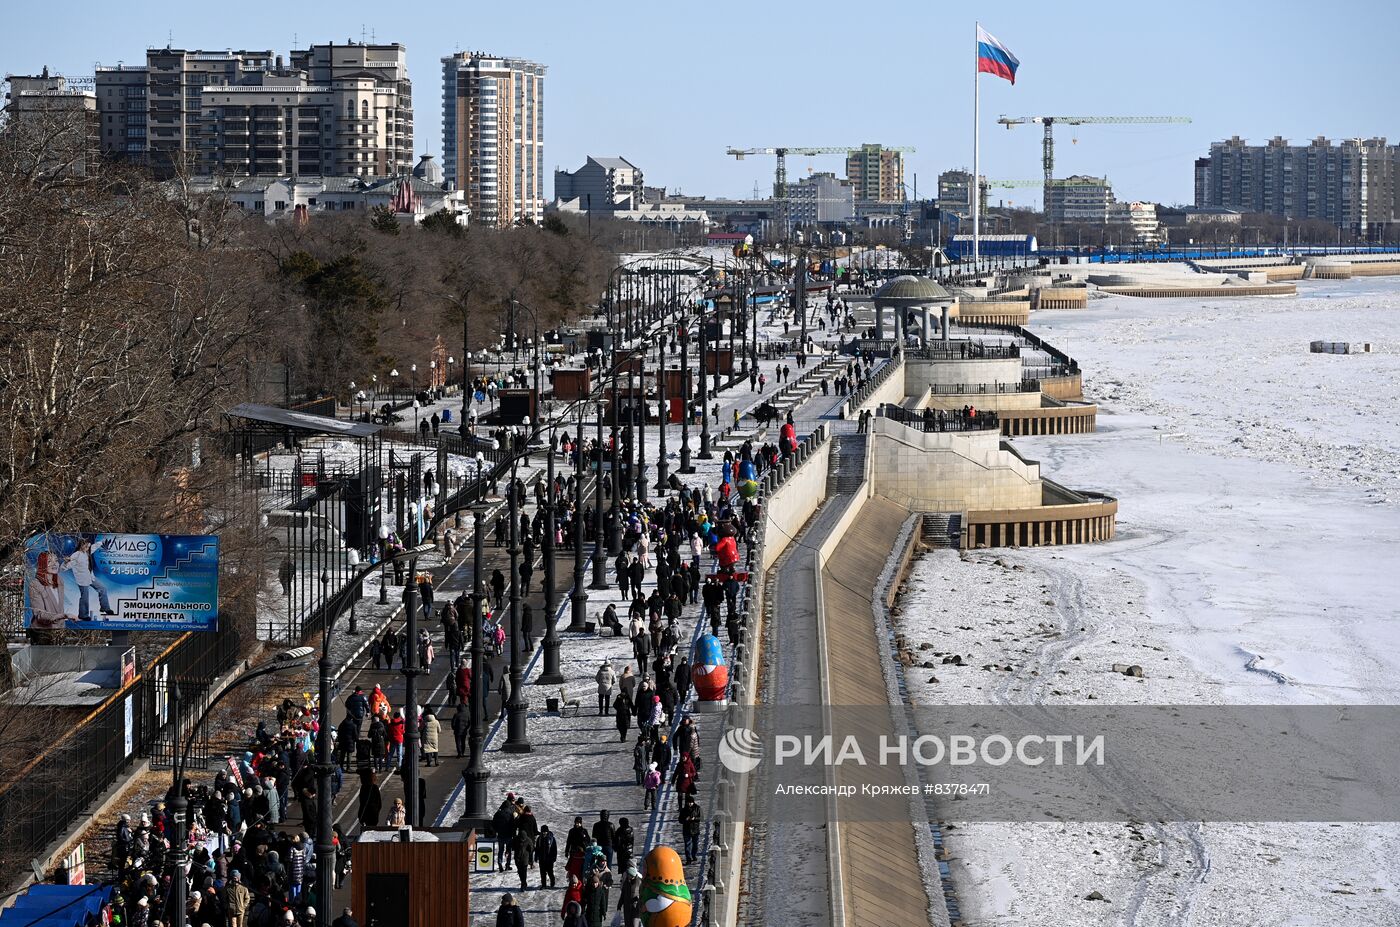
<box><xmin>655</xmin><ymin>331</ymin><xmax>669</xmax><ymax>491</ymax></box>
<box><xmin>377</xmin><ymin>525</ymin><xmax>390</xmax><ymax>604</ymax></box>
<box><xmin>635</xmin><ymin>353</ymin><xmax>648</xmax><ymax>504</ymax></box>
<box><xmin>570</xmin><ymin>400</ymin><xmax>590</xmax><ymax>629</ymax></box>
<box><xmin>608</xmin><ymin>371</ymin><xmax>622</xmax><ymax>555</ymax></box>
<box><xmin>401</xmin><ymin>556</ymin><xmax>422</xmax><ymax>825</ymax></box>
<box><xmin>591</xmin><ymin>396</ymin><xmax>608</xmax><ymax>588</ymax></box>
<box><xmin>461</xmin><ymin>505</ymin><xmax>491</xmax><ymax>822</ymax></box>
<box><xmin>698</xmin><ymin>307</ymin><xmax>712</xmax><ymax>460</ymax></box>
<box><xmin>679</xmin><ymin>316</ymin><xmax>693</xmax><ymax>472</ymax></box>
<box><xmin>503</xmin><ymin>447</ymin><xmax>531</xmax><ymax>753</ymax></box>
<box><xmin>538</xmin><ymin>416</ymin><xmax>563</xmax><ymax>685</ymax></box>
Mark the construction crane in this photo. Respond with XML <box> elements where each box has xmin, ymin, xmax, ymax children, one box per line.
<box><xmin>726</xmin><ymin>145</ymin><xmax>916</xmax><ymax>199</ymax></box>
<box><xmin>995</xmin><ymin>115</ymin><xmax>1190</xmax><ymax>203</ymax></box>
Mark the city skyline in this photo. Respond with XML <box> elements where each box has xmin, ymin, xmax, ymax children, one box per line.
<box><xmin>5</xmin><ymin>0</ymin><xmax>1398</xmax><ymax>207</ymax></box>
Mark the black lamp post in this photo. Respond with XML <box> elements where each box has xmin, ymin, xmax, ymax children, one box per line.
<box><xmin>461</xmin><ymin>505</ymin><xmax>491</xmax><ymax>823</ymax></box>
<box><xmin>655</xmin><ymin>330</ymin><xmax>669</xmax><ymax>490</ymax></box>
<box><xmin>570</xmin><ymin>400</ymin><xmax>590</xmax><ymax>629</ymax></box>
<box><xmin>635</xmin><ymin>353</ymin><xmax>648</xmax><ymax>504</ymax></box>
<box><xmin>377</xmin><ymin>524</ymin><xmax>390</xmax><ymax>604</ymax></box>
<box><xmin>679</xmin><ymin>315</ymin><xmax>693</xmax><ymax>472</ymax></box>
<box><xmin>591</xmin><ymin>395</ymin><xmax>608</xmax><ymax>588</ymax></box>
<box><xmin>538</xmin><ymin>416</ymin><xmax>563</xmax><ymax>685</ymax></box>
<box><xmin>503</xmin><ymin>442</ymin><xmax>531</xmax><ymax>753</ymax></box>
<box><xmin>401</xmin><ymin>552</ymin><xmax>422</xmax><ymax>824</ymax></box>
<box><xmin>697</xmin><ymin>307</ymin><xmax>712</xmax><ymax>460</ymax></box>
<box><xmin>608</xmin><ymin>374</ymin><xmax>622</xmax><ymax>555</ymax></box>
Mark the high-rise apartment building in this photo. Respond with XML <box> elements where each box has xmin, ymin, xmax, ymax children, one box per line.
<box><xmin>1194</xmin><ymin>135</ymin><xmax>1399</xmax><ymax>234</ymax></box>
<box><xmin>1045</xmin><ymin>175</ymin><xmax>1114</xmax><ymax>224</ymax></box>
<box><xmin>937</xmin><ymin>169</ymin><xmax>980</xmax><ymax>216</ymax></box>
<box><xmin>95</xmin><ymin>42</ymin><xmax>413</xmax><ymax>178</ymax></box>
<box><xmin>846</xmin><ymin>143</ymin><xmax>905</xmax><ymax>204</ymax></box>
<box><xmin>441</xmin><ymin>51</ymin><xmax>546</xmax><ymax>227</ymax></box>
<box><xmin>786</xmin><ymin>172</ymin><xmax>855</xmax><ymax>226</ymax></box>
<box><xmin>4</xmin><ymin>68</ymin><xmax>99</xmax><ymax>173</ymax></box>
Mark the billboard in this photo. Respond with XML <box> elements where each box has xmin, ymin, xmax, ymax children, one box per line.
<box><xmin>22</xmin><ymin>532</ymin><xmax>219</xmax><ymax>632</ymax></box>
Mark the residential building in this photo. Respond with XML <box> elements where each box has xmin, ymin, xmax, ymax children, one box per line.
<box><xmin>1045</xmin><ymin>175</ymin><xmax>1114</xmax><ymax>224</ymax></box>
<box><xmin>95</xmin><ymin>42</ymin><xmax>413</xmax><ymax>179</ymax></box>
<box><xmin>1194</xmin><ymin>135</ymin><xmax>1400</xmax><ymax>235</ymax></box>
<box><xmin>846</xmin><ymin>143</ymin><xmax>905</xmax><ymax>204</ymax></box>
<box><xmin>182</xmin><ymin>154</ymin><xmax>467</xmax><ymax>222</ymax></box>
<box><xmin>554</xmin><ymin>155</ymin><xmax>644</xmax><ymax>210</ymax></box>
<box><xmin>3</xmin><ymin>68</ymin><xmax>98</xmax><ymax>172</ymax></box>
<box><xmin>1108</xmin><ymin>201</ymin><xmax>1161</xmax><ymax>243</ymax></box>
<box><xmin>937</xmin><ymin>169</ymin><xmax>980</xmax><ymax>217</ymax></box>
<box><xmin>786</xmin><ymin>172</ymin><xmax>854</xmax><ymax>226</ymax></box>
<box><xmin>441</xmin><ymin>51</ymin><xmax>546</xmax><ymax>227</ymax></box>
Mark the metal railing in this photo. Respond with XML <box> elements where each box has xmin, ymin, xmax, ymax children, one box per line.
<box><xmin>878</xmin><ymin>403</ymin><xmax>1000</xmax><ymax>432</ymax></box>
<box><xmin>906</xmin><ymin>342</ymin><xmax>1020</xmax><ymax>361</ymax></box>
<box><xmin>926</xmin><ymin>380</ymin><xmax>1040</xmax><ymax>395</ymax></box>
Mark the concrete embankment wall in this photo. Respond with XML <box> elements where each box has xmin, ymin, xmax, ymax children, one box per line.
<box><xmin>868</xmin><ymin>416</ymin><xmax>1042</xmax><ymax>512</ymax></box>
<box><xmin>761</xmin><ymin>438</ymin><xmax>833</xmax><ymax>572</ymax></box>
<box><xmin>906</xmin><ymin>356</ymin><xmax>1023</xmax><ymax>392</ymax></box>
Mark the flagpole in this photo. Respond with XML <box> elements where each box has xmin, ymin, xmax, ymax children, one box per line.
<box><xmin>972</xmin><ymin>20</ymin><xmax>981</xmax><ymax>273</ymax></box>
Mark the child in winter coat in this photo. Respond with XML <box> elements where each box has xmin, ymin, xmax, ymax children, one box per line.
<box><xmin>643</xmin><ymin>763</ymin><xmax>661</xmax><ymax>809</ymax></box>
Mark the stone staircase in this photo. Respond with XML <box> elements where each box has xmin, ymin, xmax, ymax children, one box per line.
<box><xmin>826</xmin><ymin>432</ymin><xmax>868</xmax><ymax>494</ymax></box>
<box><xmin>921</xmin><ymin>512</ymin><xmax>963</xmax><ymax>548</ymax></box>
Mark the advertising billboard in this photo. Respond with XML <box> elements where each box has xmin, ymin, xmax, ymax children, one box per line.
<box><xmin>22</xmin><ymin>532</ymin><xmax>219</xmax><ymax>632</ymax></box>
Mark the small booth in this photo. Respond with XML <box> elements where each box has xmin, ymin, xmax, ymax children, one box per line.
<box><xmin>352</xmin><ymin>828</ymin><xmax>476</xmax><ymax>927</ymax></box>
<box><xmin>496</xmin><ymin>388</ymin><xmax>538</xmax><ymax>426</ymax></box>
<box><xmin>551</xmin><ymin>368</ymin><xmax>593</xmax><ymax>401</ymax></box>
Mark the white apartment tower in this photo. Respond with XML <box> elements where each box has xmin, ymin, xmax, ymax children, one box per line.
<box><xmin>441</xmin><ymin>51</ymin><xmax>546</xmax><ymax>227</ymax></box>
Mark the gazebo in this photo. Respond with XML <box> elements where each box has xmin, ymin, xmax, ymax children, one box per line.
<box><xmin>872</xmin><ymin>275</ymin><xmax>956</xmax><ymax>345</ymax></box>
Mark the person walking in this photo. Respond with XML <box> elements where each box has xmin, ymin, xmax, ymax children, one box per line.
<box><xmin>386</xmin><ymin>710</ymin><xmax>405</xmax><ymax>770</ymax></box>
<box><xmin>680</xmin><ymin>794</ymin><xmax>702</xmax><ymax>863</ymax></box>
<box><xmin>617</xmin><ymin>864</ymin><xmax>641</xmax><ymax>927</ymax></box>
<box><xmin>614</xmin><ymin>816</ymin><xmax>636</xmax><ymax>874</ymax></box>
<box><xmin>451</xmin><ymin>703</ymin><xmax>469</xmax><ymax>758</ymax></box>
<box><xmin>512</xmin><ymin>826</ymin><xmax>535</xmax><ymax>891</ymax></box>
<box><xmin>643</xmin><ymin>763</ymin><xmax>661</xmax><ymax>809</ymax></box>
<box><xmin>535</xmin><ymin>824</ymin><xmax>558</xmax><ymax>888</ymax></box>
<box><xmin>421</xmin><ymin>708</ymin><xmax>441</xmax><ymax>767</ymax></box>
<box><xmin>595</xmin><ymin>660</ymin><xmax>616</xmax><ymax>716</ymax></box>
<box><xmin>613</xmin><ymin>691</ymin><xmax>632</xmax><ymax>742</ymax></box>
<box><xmin>592</xmin><ymin>810</ymin><xmax>616</xmax><ymax>870</ymax></box>
<box><xmin>494</xmin><ymin>894</ymin><xmax>525</xmax><ymax>927</ymax></box>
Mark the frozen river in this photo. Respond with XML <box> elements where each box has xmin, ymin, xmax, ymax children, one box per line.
<box><xmin>896</xmin><ymin>274</ymin><xmax>1400</xmax><ymax>925</ymax></box>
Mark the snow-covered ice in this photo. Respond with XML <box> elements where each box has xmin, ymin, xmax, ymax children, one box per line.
<box><xmin>895</xmin><ymin>275</ymin><xmax>1400</xmax><ymax>925</ymax></box>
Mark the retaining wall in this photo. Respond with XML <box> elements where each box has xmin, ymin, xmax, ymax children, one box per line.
<box><xmin>868</xmin><ymin>417</ymin><xmax>1042</xmax><ymax>512</ymax></box>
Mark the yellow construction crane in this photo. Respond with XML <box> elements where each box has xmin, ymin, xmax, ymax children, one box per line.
<box><xmin>995</xmin><ymin>115</ymin><xmax>1190</xmax><ymax>205</ymax></box>
<box><xmin>726</xmin><ymin>145</ymin><xmax>916</xmax><ymax>199</ymax></box>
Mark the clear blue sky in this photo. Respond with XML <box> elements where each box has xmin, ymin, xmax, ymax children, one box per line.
<box><xmin>7</xmin><ymin>0</ymin><xmax>1398</xmax><ymax>207</ymax></box>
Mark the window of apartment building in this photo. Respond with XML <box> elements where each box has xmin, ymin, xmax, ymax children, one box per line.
<box><xmin>274</xmin><ymin>201</ymin><xmax>287</xmax><ymax>211</ymax></box>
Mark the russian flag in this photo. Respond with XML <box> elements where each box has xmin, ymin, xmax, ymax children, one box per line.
<box><xmin>977</xmin><ymin>26</ymin><xmax>1020</xmax><ymax>84</ymax></box>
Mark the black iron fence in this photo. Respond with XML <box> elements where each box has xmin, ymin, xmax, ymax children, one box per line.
<box><xmin>927</xmin><ymin>381</ymin><xmax>1041</xmax><ymax>396</ymax></box>
<box><xmin>907</xmin><ymin>342</ymin><xmax>1020</xmax><ymax>361</ymax></box>
<box><xmin>879</xmin><ymin>403</ymin><xmax>1000</xmax><ymax>433</ymax></box>
<box><xmin>0</xmin><ymin>628</ymin><xmax>240</xmax><ymax>866</ymax></box>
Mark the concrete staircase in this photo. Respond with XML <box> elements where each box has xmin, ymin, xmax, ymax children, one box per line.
<box><xmin>921</xmin><ymin>512</ymin><xmax>962</xmax><ymax>548</ymax></box>
<box><xmin>826</xmin><ymin>432</ymin><xmax>868</xmax><ymax>494</ymax></box>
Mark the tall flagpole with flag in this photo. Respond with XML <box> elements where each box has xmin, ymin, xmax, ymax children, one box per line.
<box><xmin>973</xmin><ymin>24</ymin><xmax>1020</xmax><ymax>274</ymax></box>
<box><xmin>973</xmin><ymin>20</ymin><xmax>981</xmax><ymax>270</ymax></box>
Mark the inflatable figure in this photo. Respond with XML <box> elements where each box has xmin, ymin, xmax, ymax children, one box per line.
<box><xmin>738</xmin><ymin>459</ymin><xmax>756</xmax><ymax>482</ymax></box>
<box><xmin>738</xmin><ymin>478</ymin><xmax>759</xmax><ymax>500</ymax></box>
<box><xmin>713</xmin><ymin>535</ymin><xmax>739</xmax><ymax>571</ymax></box>
<box><xmin>692</xmin><ymin>633</ymin><xmax>729</xmax><ymax>702</ymax></box>
<box><xmin>641</xmin><ymin>846</ymin><xmax>693</xmax><ymax>927</ymax></box>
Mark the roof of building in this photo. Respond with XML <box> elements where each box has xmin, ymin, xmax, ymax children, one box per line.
<box><xmin>227</xmin><ymin>402</ymin><xmax>381</xmax><ymax>438</ymax></box>
<box><xmin>873</xmin><ymin>275</ymin><xmax>952</xmax><ymax>303</ymax></box>
<box><xmin>589</xmin><ymin>156</ymin><xmax>637</xmax><ymax>171</ymax></box>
